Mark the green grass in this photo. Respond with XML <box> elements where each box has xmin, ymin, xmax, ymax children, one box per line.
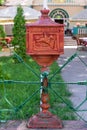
<box><xmin>0</xmin><ymin>55</ymin><xmax>76</xmax><ymax>121</ymax></box>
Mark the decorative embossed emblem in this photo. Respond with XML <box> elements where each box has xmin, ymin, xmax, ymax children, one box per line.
<box><xmin>33</xmin><ymin>33</ymin><xmax>57</xmax><ymax>51</ymax></box>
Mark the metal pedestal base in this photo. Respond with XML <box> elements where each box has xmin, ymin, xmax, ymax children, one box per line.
<box><xmin>27</xmin><ymin>111</ymin><xmax>63</xmax><ymax>129</ymax></box>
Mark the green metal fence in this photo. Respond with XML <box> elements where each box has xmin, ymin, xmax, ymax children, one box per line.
<box><xmin>0</xmin><ymin>51</ymin><xmax>87</xmax><ymax>123</ymax></box>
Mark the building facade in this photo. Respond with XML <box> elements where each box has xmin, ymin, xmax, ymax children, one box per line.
<box><xmin>0</xmin><ymin>0</ymin><xmax>87</xmax><ymax>35</ymax></box>
<box><xmin>31</xmin><ymin>0</ymin><xmax>87</xmax><ymax>28</ymax></box>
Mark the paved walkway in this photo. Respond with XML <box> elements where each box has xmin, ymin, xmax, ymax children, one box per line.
<box><xmin>0</xmin><ymin>120</ymin><xmax>87</xmax><ymax>130</ymax></box>
<box><xmin>0</xmin><ymin>48</ymin><xmax>11</xmax><ymax>57</ymax></box>
<box><xmin>58</xmin><ymin>46</ymin><xmax>87</xmax><ymax>121</ymax></box>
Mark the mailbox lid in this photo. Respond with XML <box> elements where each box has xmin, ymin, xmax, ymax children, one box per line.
<box><xmin>26</xmin><ymin>9</ymin><xmax>64</xmax><ymax>27</ymax></box>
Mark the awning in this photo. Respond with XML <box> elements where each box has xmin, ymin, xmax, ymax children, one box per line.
<box><xmin>0</xmin><ymin>6</ymin><xmax>41</xmax><ymax>22</ymax></box>
<box><xmin>71</xmin><ymin>9</ymin><xmax>87</xmax><ymax>21</ymax></box>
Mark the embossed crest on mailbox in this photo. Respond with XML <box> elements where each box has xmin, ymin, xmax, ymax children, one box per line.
<box><xmin>26</xmin><ymin>9</ymin><xmax>64</xmax><ymax>68</ymax></box>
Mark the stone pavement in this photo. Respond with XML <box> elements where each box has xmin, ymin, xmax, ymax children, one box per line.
<box><xmin>58</xmin><ymin>46</ymin><xmax>87</xmax><ymax>121</ymax></box>
<box><xmin>0</xmin><ymin>120</ymin><xmax>87</xmax><ymax>130</ymax></box>
<box><xmin>0</xmin><ymin>48</ymin><xmax>11</xmax><ymax>57</ymax></box>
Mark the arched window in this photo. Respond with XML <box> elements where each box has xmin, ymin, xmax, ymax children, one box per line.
<box><xmin>49</xmin><ymin>8</ymin><xmax>69</xmax><ymax>19</ymax></box>
<box><xmin>49</xmin><ymin>8</ymin><xmax>69</xmax><ymax>28</ymax></box>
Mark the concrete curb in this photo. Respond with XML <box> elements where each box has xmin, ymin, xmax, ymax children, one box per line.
<box><xmin>0</xmin><ymin>120</ymin><xmax>87</xmax><ymax>130</ymax></box>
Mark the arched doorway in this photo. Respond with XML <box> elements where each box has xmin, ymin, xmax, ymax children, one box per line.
<box><xmin>49</xmin><ymin>8</ymin><xmax>69</xmax><ymax>28</ymax></box>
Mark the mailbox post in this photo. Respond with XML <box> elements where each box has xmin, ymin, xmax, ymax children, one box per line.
<box><xmin>26</xmin><ymin>8</ymin><xmax>64</xmax><ymax>129</ymax></box>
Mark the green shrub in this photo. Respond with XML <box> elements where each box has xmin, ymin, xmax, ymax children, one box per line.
<box><xmin>12</xmin><ymin>5</ymin><xmax>26</xmax><ymax>60</ymax></box>
<box><xmin>0</xmin><ymin>25</ymin><xmax>6</xmax><ymax>49</ymax></box>
<box><xmin>0</xmin><ymin>25</ymin><xmax>6</xmax><ymax>38</ymax></box>
<box><xmin>0</xmin><ymin>0</ymin><xmax>5</xmax><ymax>5</ymax></box>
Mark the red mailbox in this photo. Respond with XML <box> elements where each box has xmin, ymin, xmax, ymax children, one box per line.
<box><xmin>26</xmin><ymin>9</ymin><xmax>64</xmax><ymax>69</ymax></box>
<box><xmin>26</xmin><ymin>9</ymin><xmax>64</xmax><ymax>129</ymax></box>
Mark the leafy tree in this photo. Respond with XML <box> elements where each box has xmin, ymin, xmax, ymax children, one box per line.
<box><xmin>0</xmin><ymin>0</ymin><xmax>5</xmax><ymax>5</ymax></box>
<box><xmin>12</xmin><ymin>5</ymin><xmax>26</xmax><ymax>60</ymax></box>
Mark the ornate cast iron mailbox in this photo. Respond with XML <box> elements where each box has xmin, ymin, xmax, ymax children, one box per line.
<box><xmin>26</xmin><ymin>8</ymin><xmax>64</xmax><ymax>129</ymax></box>
<box><xmin>26</xmin><ymin>9</ymin><xmax>64</xmax><ymax>70</ymax></box>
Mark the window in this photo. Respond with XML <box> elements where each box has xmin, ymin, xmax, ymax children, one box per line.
<box><xmin>47</xmin><ymin>0</ymin><xmax>52</xmax><ymax>2</ymax></box>
<box><xmin>66</xmin><ymin>0</ymin><xmax>73</xmax><ymax>2</ymax></box>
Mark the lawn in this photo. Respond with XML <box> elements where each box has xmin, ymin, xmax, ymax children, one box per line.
<box><xmin>0</xmin><ymin>54</ymin><xmax>76</xmax><ymax>121</ymax></box>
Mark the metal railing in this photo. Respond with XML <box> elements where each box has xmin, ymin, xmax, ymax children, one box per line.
<box><xmin>0</xmin><ymin>52</ymin><xmax>87</xmax><ymax>123</ymax></box>
<box><xmin>72</xmin><ymin>26</ymin><xmax>87</xmax><ymax>37</ymax></box>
